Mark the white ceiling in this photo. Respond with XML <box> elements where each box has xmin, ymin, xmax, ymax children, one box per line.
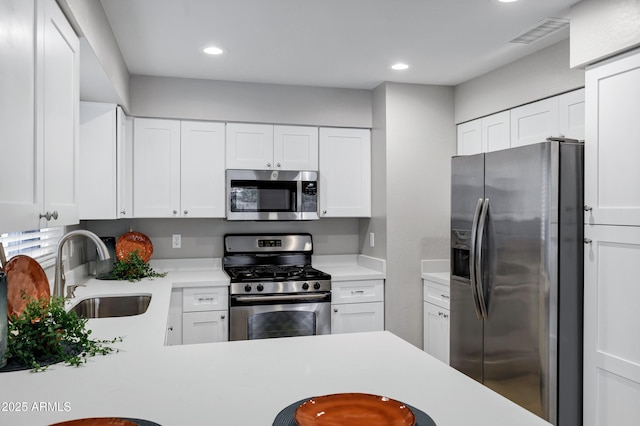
<box><xmin>99</xmin><ymin>0</ymin><xmax>580</xmax><ymax>90</ymax></box>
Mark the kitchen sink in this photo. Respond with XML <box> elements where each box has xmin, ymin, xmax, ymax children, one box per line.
<box><xmin>68</xmin><ymin>294</ymin><xmax>152</xmax><ymax>318</ymax></box>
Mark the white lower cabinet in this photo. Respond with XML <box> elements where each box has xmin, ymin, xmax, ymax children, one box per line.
<box><xmin>165</xmin><ymin>286</ymin><xmax>228</xmax><ymax>345</ymax></box>
<box><xmin>423</xmin><ymin>278</ymin><xmax>450</xmax><ymax>364</ymax></box>
<box><xmin>331</xmin><ymin>280</ymin><xmax>384</xmax><ymax>334</ymax></box>
<box><xmin>583</xmin><ymin>225</ymin><xmax>640</xmax><ymax>426</ymax></box>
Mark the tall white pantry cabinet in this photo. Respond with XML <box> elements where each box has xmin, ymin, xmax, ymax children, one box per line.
<box><xmin>583</xmin><ymin>48</ymin><xmax>640</xmax><ymax>426</ymax></box>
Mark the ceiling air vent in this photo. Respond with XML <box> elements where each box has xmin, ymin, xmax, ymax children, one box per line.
<box><xmin>509</xmin><ymin>18</ymin><xmax>569</xmax><ymax>44</ymax></box>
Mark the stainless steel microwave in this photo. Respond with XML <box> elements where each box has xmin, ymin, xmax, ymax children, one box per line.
<box><xmin>226</xmin><ymin>170</ymin><xmax>319</xmax><ymax>220</ymax></box>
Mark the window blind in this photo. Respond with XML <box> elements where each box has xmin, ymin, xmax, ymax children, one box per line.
<box><xmin>0</xmin><ymin>227</ymin><xmax>63</xmax><ymax>268</ymax></box>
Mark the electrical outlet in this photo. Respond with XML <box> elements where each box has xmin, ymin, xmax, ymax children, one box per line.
<box><xmin>369</xmin><ymin>232</ymin><xmax>375</xmax><ymax>247</ymax></box>
<box><xmin>172</xmin><ymin>234</ymin><xmax>181</xmax><ymax>249</ymax></box>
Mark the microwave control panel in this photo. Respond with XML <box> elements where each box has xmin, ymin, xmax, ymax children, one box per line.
<box><xmin>301</xmin><ymin>181</ymin><xmax>318</xmax><ymax>212</ymax></box>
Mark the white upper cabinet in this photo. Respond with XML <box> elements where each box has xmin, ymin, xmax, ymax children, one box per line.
<box><xmin>319</xmin><ymin>127</ymin><xmax>371</xmax><ymax>217</ymax></box>
<box><xmin>180</xmin><ymin>121</ymin><xmax>226</xmax><ymax>218</ymax></box>
<box><xmin>0</xmin><ymin>0</ymin><xmax>79</xmax><ymax>233</ymax></box>
<box><xmin>133</xmin><ymin>118</ymin><xmax>225</xmax><ymax>218</ymax></box>
<box><xmin>79</xmin><ymin>103</ymin><xmax>132</xmax><ymax>220</ymax></box>
<box><xmin>510</xmin><ymin>97</ymin><xmax>560</xmax><ymax>148</ymax></box>
<box><xmin>226</xmin><ymin>123</ymin><xmax>318</xmax><ymax>170</ymax></box>
<box><xmin>457</xmin><ymin>111</ymin><xmax>510</xmax><ymax>156</ymax></box>
<box><xmin>456</xmin><ymin>119</ymin><xmax>482</xmax><ymax>155</ymax></box>
<box><xmin>585</xmin><ymin>50</ymin><xmax>640</xmax><ymax>226</ymax></box>
<box><xmin>133</xmin><ymin>118</ymin><xmax>181</xmax><ymax>217</ymax></box>
<box><xmin>558</xmin><ymin>88</ymin><xmax>585</xmax><ymax>141</ymax></box>
<box><xmin>481</xmin><ymin>111</ymin><xmax>510</xmax><ymax>153</ymax></box>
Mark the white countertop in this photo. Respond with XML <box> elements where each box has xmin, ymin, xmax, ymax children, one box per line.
<box><xmin>421</xmin><ymin>259</ymin><xmax>450</xmax><ymax>286</ymax></box>
<box><xmin>0</xmin><ymin>257</ymin><xmax>549</xmax><ymax>425</ymax></box>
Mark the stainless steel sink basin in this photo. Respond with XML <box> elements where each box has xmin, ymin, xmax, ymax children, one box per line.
<box><xmin>68</xmin><ymin>294</ymin><xmax>152</xmax><ymax>318</ymax></box>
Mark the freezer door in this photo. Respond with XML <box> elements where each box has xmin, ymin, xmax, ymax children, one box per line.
<box><xmin>450</xmin><ymin>154</ymin><xmax>484</xmax><ymax>382</ymax></box>
<box><xmin>482</xmin><ymin>142</ymin><xmax>557</xmax><ymax>421</ymax></box>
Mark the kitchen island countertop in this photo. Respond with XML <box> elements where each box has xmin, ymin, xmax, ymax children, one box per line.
<box><xmin>0</xmin><ymin>258</ymin><xmax>550</xmax><ymax>426</ymax></box>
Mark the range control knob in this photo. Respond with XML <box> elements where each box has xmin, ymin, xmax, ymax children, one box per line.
<box><xmin>257</xmin><ymin>284</ymin><xmax>264</xmax><ymax>292</ymax></box>
<box><xmin>244</xmin><ymin>284</ymin><xmax>252</xmax><ymax>292</ymax></box>
<box><xmin>314</xmin><ymin>282</ymin><xmax>321</xmax><ymax>290</ymax></box>
<box><xmin>302</xmin><ymin>282</ymin><xmax>310</xmax><ymax>290</ymax></box>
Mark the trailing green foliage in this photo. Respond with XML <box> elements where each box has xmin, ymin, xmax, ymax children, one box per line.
<box><xmin>5</xmin><ymin>296</ymin><xmax>122</xmax><ymax>372</ymax></box>
<box><xmin>111</xmin><ymin>250</ymin><xmax>167</xmax><ymax>282</ymax></box>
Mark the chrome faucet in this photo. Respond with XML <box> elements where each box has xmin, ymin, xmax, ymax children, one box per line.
<box><xmin>53</xmin><ymin>230</ymin><xmax>111</xmax><ymax>298</ymax></box>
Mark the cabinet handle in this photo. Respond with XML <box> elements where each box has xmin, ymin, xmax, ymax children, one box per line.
<box><xmin>443</xmin><ymin>314</ymin><xmax>449</xmax><ymax>319</ymax></box>
<box><xmin>438</xmin><ymin>312</ymin><xmax>444</xmax><ymax>316</ymax></box>
<box><xmin>441</xmin><ymin>294</ymin><xmax>450</xmax><ymax>299</ymax></box>
<box><xmin>333</xmin><ymin>308</ymin><xmax>338</xmax><ymax>313</ymax></box>
<box><xmin>184</xmin><ymin>210</ymin><xmax>188</xmax><ymax>215</ymax></box>
<box><xmin>584</xmin><ymin>205</ymin><xmax>593</xmax><ymax>212</ymax></box>
<box><xmin>584</xmin><ymin>238</ymin><xmax>592</xmax><ymax>245</ymax></box>
<box><xmin>120</xmin><ymin>210</ymin><xmax>126</xmax><ymax>215</ymax></box>
<box><xmin>351</xmin><ymin>290</ymin><xmax>365</xmax><ymax>295</ymax></box>
<box><xmin>39</xmin><ymin>210</ymin><xmax>59</xmax><ymax>221</ymax></box>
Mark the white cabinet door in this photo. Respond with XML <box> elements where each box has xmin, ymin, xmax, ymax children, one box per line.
<box><xmin>457</xmin><ymin>119</ymin><xmax>481</xmax><ymax>155</ymax></box>
<box><xmin>482</xmin><ymin>111</ymin><xmax>510</xmax><ymax>153</ymax></box>
<box><xmin>226</xmin><ymin>123</ymin><xmax>274</xmax><ymax>169</ymax></box>
<box><xmin>510</xmin><ymin>97</ymin><xmax>560</xmax><ymax>148</ymax></box>
<box><xmin>559</xmin><ymin>88</ymin><xmax>585</xmax><ymax>141</ymax></box>
<box><xmin>583</xmin><ymin>225</ymin><xmax>640</xmax><ymax>426</ymax></box>
<box><xmin>331</xmin><ymin>302</ymin><xmax>384</xmax><ymax>334</ymax></box>
<box><xmin>41</xmin><ymin>0</ymin><xmax>80</xmax><ymax>229</ymax></box>
<box><xmin>182</xmin><ymin>311</ymin><xmax>228</xmax><ymax>344</ymax></box>
<box><xmin>165</xmin><ymin>288</ymin><xmax>183</xmax><ymax>346</ymax></box>
<box><xmin>79</xmin><ymin>102</ymin><xmax>118</xmax><ymax>219</ymax></box>
<box><xmin>273</xmin><ymin>125</ymin><xmax>318</xmax><ymax>170</ymax></box>
<box><xmin>319</xmin><ymin>128</ymin><xmax>371</xmax><ymax>217</ymax></box>
<box><xmin>0</xmin><ymin>0</ymin><xmax>41</xmax><ymax>234</ymax></box>
<box><xmin>133</xmin><ymin>118</ymin><xmax>181</xmax><ymax>217</ymax></box>
<box><xmin>180</xmin><ymin>121</ymin><xmax>226</xmax><ymax>218</ymax></box>
<box><xmin>585</xmin><ymin>50</ymin><xmax>640</xmax><ymax>227</ymax></box>
<box><xmin>424</xmin><ymin>302</ymin><xmax>450</xmax><ymax>364</ymax></box>
<box><xmin>117</xmin><ymin>109</ymin><xmax>133</xmax><ymax>219</ymax></box>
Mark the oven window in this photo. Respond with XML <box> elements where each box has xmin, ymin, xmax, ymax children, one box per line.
<box><xmin>247</xmin><ymin>311</ymin><xmax>316</xmax><ymax>339</ymax></box>
<box><xmin>229</xmin><ymin>180</ymin><xmax>296</xmax><ymax>212</ymax></box>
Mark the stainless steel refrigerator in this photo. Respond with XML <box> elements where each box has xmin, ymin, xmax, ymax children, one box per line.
<box><xmin>450</xmin><ymin>139</ymin><xmax>583</xmax><ymax>426</ymax></box>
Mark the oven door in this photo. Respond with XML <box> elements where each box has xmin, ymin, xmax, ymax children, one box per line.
<box><xmin>226</xmin><ymin>169</ymin><xmax>319</xmax><ymax>221</ymax></box>
<box><xmin>229</xmin><ymin>292</ymin><xmax>331</xmax><ymax>340</ymax></box>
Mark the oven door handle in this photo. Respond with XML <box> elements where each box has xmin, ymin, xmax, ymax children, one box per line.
<box><xmin>233</xmin><ymin>293</ymin><xmax>330</xmax><ymax>303</ymax></box>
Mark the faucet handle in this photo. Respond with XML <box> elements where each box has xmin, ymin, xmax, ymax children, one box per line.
<box><xmin>66</xmin><ymin>284</ymin><xmax>86</xmax><ymax>299</ymax></box>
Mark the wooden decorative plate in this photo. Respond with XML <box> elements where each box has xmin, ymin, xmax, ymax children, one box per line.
<box><xmin>50</xmin><ymin>418</ymin><xmax>137</xmax><ymax>426</ymax></box>
<box><xmin>116</xmin><ymin>232</ymin><xmax>153</xmax><ymax>263</ymax></box>
<box><xmin>295</xmin><ymin>393</ymin><xmax>415</xmax><ymax>426</ymax></box>
<box><xmin>4</xmin><ymin>255</ymin><xmax>50</xmax><ymax>318</ymax></box>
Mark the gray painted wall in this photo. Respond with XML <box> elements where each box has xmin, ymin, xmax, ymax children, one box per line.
<box><xmin>454</xmin><ymin>39</ymin><xmax>585</xmax><ymax>124</ymax></box>
<box><xmin>571</xmin><ymin>0</ymin><xmax>640</xmax><ymax>68</ymax></box>
<box><xmin>83</xmin><ymin>218</ymin><xmax>361</xmax><ymax>260</ymax></box>
<box><xmin>129</xmin><ymin>75</ymin><xmax>372</xmax><ymax>128</ymax></box>
<box><xmin>369</xmin><ymin>82</ymin><xmax>455</xmax><ymax>347</ymax></box>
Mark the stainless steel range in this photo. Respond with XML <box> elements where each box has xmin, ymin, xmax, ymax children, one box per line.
<box><xmin>224</xmin><ymin>234</ymin><xmax>331</xmax><ymax>341</ymax></box>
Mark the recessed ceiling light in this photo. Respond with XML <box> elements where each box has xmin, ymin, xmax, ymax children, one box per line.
<box><xmin>203</xmin><ymin>46</ymin><xmax>224</xmax><ymax>55</ymax></box>
<box><xmin>498</xmin><ymin>0</ymin><xmax>518</xmax><ymax>3</ymax></box>
<box><xmin>391</xmin><ymin>63</ymin><xmax>409</xmax><ymax>71</ymax></box>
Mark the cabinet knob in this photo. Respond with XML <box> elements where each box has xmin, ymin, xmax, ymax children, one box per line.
<box><xmin>333</xmin><ymin>308</ymin><xmax>338</xmax><ymax>313</ymax></box>
<box><xmin>184</xmin><ymin>210</ymin><xmax>188</xmax><ymax>215</ymax></box>
<box><xmin>443</xmin><ymin>314</ymin><xmax>449</xmax><ymax>319</ymax></box>
<box><xmin>267</xmin><ymin>162</ymin><xmax>272</xmax><ymax>168</ymax></box>
<box><xmin>120</xmin><ymin>210</ymin><xmax>126</xmax><ymax>215</ymax></box>
<box><xmin>39</xmin><ymin>210</ymin><xmax>59</xmax><ymax>221</ymax></box>
<box><xmin>221</xmin><ymin>315</ymin><xmax>226</xmax><ymax>320</ymax></box>
<box><xmin>438</xmin><ymin>312</ymin><xmax>444</xmax><ymax>316</ymax></box>
<box><xmin>584</xmin><ymin>205</ymin><xmax>593</xmax><ymax>212</ymax></box>
<box><xmin>322</xmin><ymin>210</ymin><xmax>327</xmax><ymax>215</ymax></box>
<box><xmin>173</xmin><ymin>210</ymin><xmax>178</xmax><ymax>215</ymax></box>
<box><xmin>276</xmin><ymin>163</ymin><xmax>281</xmax><ymax>168</ymax></box>
<box><xmin>168</xmin><ymin>326</ymin><xmax>173</xmax><ymax>331</ymax></box>
<box><xmin>584</xmin><ymin>238</ymin><xmax>593</xmax><ymax>245</ymax></box>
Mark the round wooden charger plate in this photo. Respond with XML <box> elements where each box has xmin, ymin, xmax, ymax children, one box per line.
<box><xmin>4</xmin><ymin>255</ymin><xmax>50</xmax><ymax>318</ymax></box>
<box><xmin>295</xmin><ymin>393</ymin><xmax>415</xmax><ymax>426</ymax></box>
<box><xmin>50</xmin><ymin>418</ymin><xmax>137</xmax><ymax>426</ymax></box>
<box><xmin>116</xmin><ymin>232</ymin><xmax>153</xmax><ymax>262</ymax></box>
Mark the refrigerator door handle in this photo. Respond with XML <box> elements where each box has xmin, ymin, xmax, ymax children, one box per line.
<box><xmin>469</xmin><ymin>197</ymin><xmax>484</xmax><ymax>320</ymax></box>
<box><xmin>475</xmin><ymin>197</ymin><xmax>490</xmax><ymax>321</ymax></box>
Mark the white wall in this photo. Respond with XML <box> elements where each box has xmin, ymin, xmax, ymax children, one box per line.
<box><xmin>369</xmin><ymin>82</ymin><xmax>455</xmax><ymax>347</ymax></box>
<box><xmin>571</xmin><ymin>0</ymin><xmax>640</xmax><ymax>68</ymax></box>
<box><xmin>454</xmin><ymin>39</ymin><xmax>584</xmax><ymax>124</ymax></box>
<box><xmin>129</xmin><ymin>75</ymin><xmax>372</xmax><ymax>128</ymax></box>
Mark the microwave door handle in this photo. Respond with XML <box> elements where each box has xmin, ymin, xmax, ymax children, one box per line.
<box><xmin>475</xmin><ymin>198</ymin><xmax>490</xmax><ymax>321</ymax></box>
<box><xmin>469</xmin><ymin>198</ymin><xmax>484</xmax><ymax>320</ymax></box>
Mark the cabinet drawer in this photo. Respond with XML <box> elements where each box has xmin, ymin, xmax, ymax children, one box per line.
<box><xmin>182</xmin><ymin>287</ymin><xmax>228</xmax><ymax>312</ymax></box>
<box><xmin>332</xmin><ymin>280</ymin><xmax>384</xmax><ymax>304</ymax></box>
<box><xmin>423</xmin><ymin>280</ymin><xmax>450</xmax><ymax>309</ymax></box>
